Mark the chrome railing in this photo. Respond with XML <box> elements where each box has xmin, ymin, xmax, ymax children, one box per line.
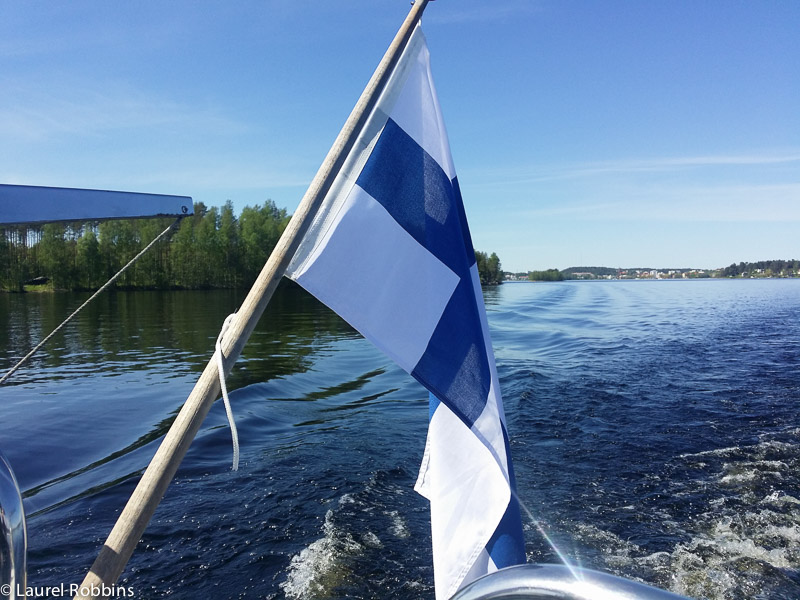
<box><xmin>0</xmin><ymin>449</ymin><xmax>26</xmax><ymax>600</ymax></box>
<box><xmin>452</xmin><ymin>564</ymin><xmax>690</xmax><ymax>600</ymax></box>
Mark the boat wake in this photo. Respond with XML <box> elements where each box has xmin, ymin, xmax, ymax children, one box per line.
<box><xmin>564</xmin><ymin>430</ymin><xmax>800</xmax><ymax>600</ymax></box>
<box><xmin>280</xmin><ymin>503</ymin><xmax>365</xmax><ymax>599</ymax></box>
<box><xmin>280</xmin><ymin>468</ymin><xmax>431</xmax><ymax>599</ymax></box>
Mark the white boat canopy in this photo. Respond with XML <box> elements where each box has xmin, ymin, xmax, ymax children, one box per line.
<box><xmin>0</xmin><ymin>184</ymin><xmax>193</xmax><ymax>225</ymax></box>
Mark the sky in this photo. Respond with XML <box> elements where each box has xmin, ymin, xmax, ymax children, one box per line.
<box><xmin>1</xmin><ymin>0</ymin><xmax>798</xmax><ymax>273</ymax></box>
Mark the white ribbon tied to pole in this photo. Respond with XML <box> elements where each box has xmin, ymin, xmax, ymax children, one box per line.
<box><xmin>216</xmin><ymin>313</ymin><xmax>240</xmax><ymax>471</ymax></box>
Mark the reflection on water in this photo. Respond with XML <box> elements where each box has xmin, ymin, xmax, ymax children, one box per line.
<box><xmin>1</xmin><ymin>283</ymin><xmax>356</xmax><ymax>386</ymax></box>
<box><xmin>0</xmin><ymin>282</ymin><xmax>362</xmax><ymax>512</ymax></box>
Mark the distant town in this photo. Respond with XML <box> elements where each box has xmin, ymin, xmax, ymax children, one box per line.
<box><xmin>507</xmin><ymin>260</ymin><xmax>800</xmax><ymax>282</ymax></box>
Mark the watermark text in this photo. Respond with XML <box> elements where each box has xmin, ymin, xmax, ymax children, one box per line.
<box><xmin>1</xmin><ymin>583</ymin><xmax>135</xmax><ymax>598</ymax></box>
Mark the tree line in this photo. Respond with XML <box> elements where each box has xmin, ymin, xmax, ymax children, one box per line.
<box><xmin>0</xmin><ymin>201</ymin><xmax>289</xmax><ymax>292</ymax></box>
<box><xmin>560</xmin><ymin>266</ymin><xmax>617</xmax><ymax>278</ymax></box>
<box><xmin>528</xmin><ymin>269</ymin><xmax>564</xmax><ymax>282</ymax></box>
<box><xmin>721</xmin><ymin>260</ymin><xmax>799</xmax><ymax>278</ymax></box>
<box><xmin>1</xmin><ymin>200</ymin><xmax>505</xmax><ymax>291</ymax></box>
<box><xmin>525</xmin><ymin>260</ymin><xmax>800</xmax><ymax>281</ymax></box>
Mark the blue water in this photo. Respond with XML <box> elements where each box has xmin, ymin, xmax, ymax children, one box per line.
<box><xmin>1</xmin><ymin>279</ymin><xmax>799</xmax><ymax>599</ymax></box>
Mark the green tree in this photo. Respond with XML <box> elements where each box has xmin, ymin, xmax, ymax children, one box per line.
<box><xmin>218</xmin><ymin>200</ymin><xmax>240</xmax><ymax>287</ymax></box>
<box><xmin>171</xmin><ymin>209</ymin><xmax>199</xmax><ymax>288</ymax></box>
<box><xmin>1</xmin><ymin>228</ymin><xmax>31</xmax><ymax>291</ymax></box>
<box><xmin>474</xmin><ymin>250</ymin><xmax>488</xmax><ymax>284</ymax></box>
<box><xmin>195</xmin><ymin>205</ymin><xmax>221</xmax><ymax>287</ymax></box>
<box><xmin>39</xmin><ymin>223</ymin><xmax>78</xmax><ymax>289</ymax></box>
<box><xmin>76</xmin><ymin>228</ymin><xmax>102</xmax><ymax>289</ymax></box>
<box><xmin>239</xmin><ymin>201</ymin><xmax>288</xmax><ymax>285</ymax></box>
<box><xmin>487</xmin><ymin>252</ymin><xmax>502</xmax><ymax>285</ymax></box>
<box><xmin>0</xmin><ymin>230</ymin><xmax>11</xmax><ymax>291</ymax></box>
<box><xmin>474</xmin><ymin>250</ymin><xmax>503</xmax><ymax>285</ymax></box>
<box><xmin>139</xmin><ymin>217</ymin><xmax>175</xmax><ymax>288</ymax></box>
<box><xmin>98</xmin><ymin>219</ymin><xmax>141</xmax><ymax>287</ymax></box>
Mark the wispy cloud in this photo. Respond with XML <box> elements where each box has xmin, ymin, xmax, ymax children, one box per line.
<box><xmin>470</xmin><ymin>152</ymin><xmax>800</xmax><ymax>186</ymax></box>
<box><xmin>462</xmin><ymin>151</ymin><xmax>800</xmax><ymax>226</ymax></box>
<box><xmin>507</xmin><ymin>182</ymin><xmax>800</xmax><ymax>223</ymax></box>
<box><xmin>129</xmin><ymin>162</ymin><xmax>312</xmax><ymax>193</ymax></box>
<box><xmin>0</xmin><ymin>79</ymin><xmax>249</xmax><ymax>144</ymax></box>
<box><xmin>0</xmin><ymin>76</ymin><xmax>310</xmax><ymax>205</ymax></box>
<box><xmin>622</xmin><ymin>183</ymin><xmax>800</xmax><ymax>222</ymax></box>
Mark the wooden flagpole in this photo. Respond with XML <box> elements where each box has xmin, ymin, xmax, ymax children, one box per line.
<box><xmin>74</xmin><ymin>1</ymin><xmax>431</xmax><ymax>597</ymax></box>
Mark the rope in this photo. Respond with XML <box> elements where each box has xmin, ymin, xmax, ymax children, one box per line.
<box><xmin>0</xmin><ymin>217</ymin><xmax>182</xmax><ymax>386</ymax></box>
<box><xmin>215</xmin><ymin>313</ymin><xmax>240</xmax><ymax>471</ymax></box>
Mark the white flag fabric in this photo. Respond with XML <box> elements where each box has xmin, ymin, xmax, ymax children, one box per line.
<box><xmin>287</xmin><ymin>25</ymin><xmax>525</xmax><ymax>598</ymax></box>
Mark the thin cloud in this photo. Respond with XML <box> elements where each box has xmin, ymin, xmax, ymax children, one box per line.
<box><xmin>469</xmin><ymin>152</ymin><xmax>800</xmax><ymax>186</ymax></box>
<box><xmin>508</xmin><ymin>182</ymin><xmax>800</xmax><ymax>224</ymax></box>
<box><xmin>0</xmin><ymin>79</ymin><xmax>250</xmax><ymax>144</ymax></box>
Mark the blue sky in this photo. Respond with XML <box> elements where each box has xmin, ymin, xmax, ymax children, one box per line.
<box><xmin>1</xmin><ymin>0</ymin><xmax>797</xmax><ymax>272</ymax></box>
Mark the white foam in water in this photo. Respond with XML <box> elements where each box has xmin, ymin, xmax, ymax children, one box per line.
<box><xmin>763</xmin><ymin>491</ymin><xmax>800</xmax><ymax>506</ymax></box>
<box><xmin>388</xmin><ymin>510</ymin><xmax>410</xmax><ymax>539</ymax></box>
<box><xmin>719</xmin><ymin>460</ymin><xmax>789</xmax><ymax>485</ymax></box>
<box><xmin>670</xmin><ymin>442</ymin><xmax>799</xmax><ymax>599</ymax></box>
<box><xmin>666</xmin><ymin>516</ymin><xmax>797</xmax><ymax>599</ymax></box>
<box><xmin>570</xmin><ymin>436</ymin><xmax>800</xmax><ymax>599</ymax></box>
<box><xmin>574</xmin><ymin>523</ymin><xmax>642</xmax><ymax>563</ymax></box>
<box><xmin>280</xmin><ymin>489</ymin><xmax>407</xmax><ymax>599</ymax></box>
<box><xmin>280</xmin><ymin>508</ymin><xmax>364</xmax><ymax>600</ymax></box>
<box><xmin>362</xmin><ymin>531</ymin><xmax>383</xmax><ymax>549</ymax></box>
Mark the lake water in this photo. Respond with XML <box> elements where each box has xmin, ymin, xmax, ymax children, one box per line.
<box><xmin>1</xmin><ymin>279</ymin><xmax>799</xmax><ymax>599</ymax></box>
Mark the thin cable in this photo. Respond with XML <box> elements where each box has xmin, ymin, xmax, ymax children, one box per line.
<box><xmin>0</xmin><ymin>217</ymin><xmax>182</xmax><ymax>385</ymax></box>
<box><xmin>215</xmin><ymin>313</ymin><xmax>240</xmax><ymax>471</ymax></box>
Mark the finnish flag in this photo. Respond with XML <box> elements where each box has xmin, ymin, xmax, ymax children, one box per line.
<box><xmin>286</xmin><ymin>25</ymin><xmax>526</xmax><ymax>598</ymax></box>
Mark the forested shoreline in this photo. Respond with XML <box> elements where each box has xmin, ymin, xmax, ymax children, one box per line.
<box><xmin>0</xmin><ymin>201</ymin><xmax>289</xmax><ymax>292</ymax></box>
<box><xmin>521</xmin><ymin>260</ymin><xmax>800</xmax><ymax>281</ymax></box>
<box><xmin>1</xmin><ymin>201</ymin><xmax>504</xmax><ymax>292</ymax></box>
